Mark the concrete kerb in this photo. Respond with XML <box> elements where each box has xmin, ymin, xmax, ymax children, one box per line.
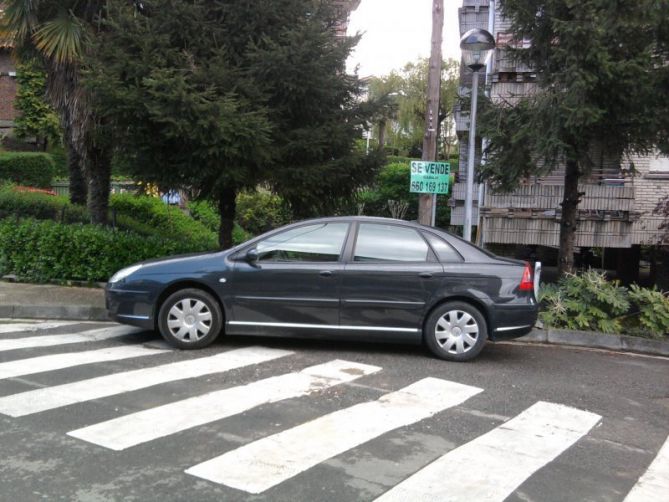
<box><xmin>515</xmin><ymin>328</ymin><xmax>669</xmax><ymax>357</ymax></box>
<box><xmin>0</xmin><ymin>305</ymin><xmax>109</xmax><ymax>322</ymax></box>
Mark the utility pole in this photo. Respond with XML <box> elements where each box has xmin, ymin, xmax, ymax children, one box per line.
<box><xmin>418</xmin><ymin>0</ymin><xmax>444</xmax><ymax>226</ymax></box>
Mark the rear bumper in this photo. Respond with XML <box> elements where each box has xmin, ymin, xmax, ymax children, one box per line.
<box><xmin>490</xmin><ymin>303</ymin><xmax>538</xmax><ymax>340</ymax></box>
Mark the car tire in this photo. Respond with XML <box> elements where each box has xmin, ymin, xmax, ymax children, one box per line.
<box><xmin>157</xmin><ymin>288</ymin><xmax>223</xmax><ymax>349</ymax></box>
<box><xmin>424</xmin><ymin>301</ymin><xmax>488</xmax><ymax>362</ymax></box>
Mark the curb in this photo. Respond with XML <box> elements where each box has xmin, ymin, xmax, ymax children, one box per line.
<box><xmin>515</xmin><ymin>328</ymin><xmax>669</xmax><ymax>357</ymax></box>
<box><xmin>0</xmin><ymin>305</ymin><xmax>109</xmax><ymax>322</ymax></box>
<box><xmin>0</xmin><ymin>305</ymin><xmax>667</xmax><ymax>358</ymax></box>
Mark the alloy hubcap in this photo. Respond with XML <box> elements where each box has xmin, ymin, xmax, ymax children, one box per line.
<box><xmin>167</xmin><ymin>298</ymin><xmax>212</xmax><ymax>342</ymax></box>
<box><xmin>435</xmin><ymin>310</ymin><xmax>479</xmax><ymax>354</ymax></box>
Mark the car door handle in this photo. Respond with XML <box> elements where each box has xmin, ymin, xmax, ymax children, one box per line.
<box><xmin>320</xmin><ymin>270</ymin><xmax>333</xmax><ymax>277</ymax></box>
<box><xmin>419</xmin><ymin>272</ymin><xmax>433</xmax><ymax>279</ymax></box>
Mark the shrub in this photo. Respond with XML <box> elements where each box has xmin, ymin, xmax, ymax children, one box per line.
<box><xmin>0</xmin><ymin>183</ymin><xmax>89</xmax><ymax>223</ymax></box>
<box><xmin>539</xmin><ymin>270</ymin><xmax>630</xmax><ymax>333</ymax></box>
<box><xmin>109</xmin><ymin>193</ymin><xmax>218</xmax><ymax>249</ymax></box>
<box><xmin>236</xmin><ymin>191</ymin><xmax>292</xmax><ymax>235</ymax></box>
<box><xmin>187</xmin><ymin>200</ymin><xmax>220</xmax><ymax>232</ymax></box>
<box><xmin>188</xmin><ymin>199</ymin><xmax>258</xmax><ymax>244</ymax></box>
<box><xmin>0</xmin><ymin>152</ymin><xmax>55</xmax><ymax>188</ymax></box>
<box><xmin>627</xmin><ymin>285</ymin><xmax>669</xmax><ymax>338</ymax></box>
<box><xmin>48</xmin><ymin>146</ymin><xmax>68</xmax><ymax>178</ymax></box>
<box><xmin>0</xmin><ymin>218</ymin><xmax>212</xmax><ymax>282</ymax></box>
<box><xmin>539</xmin><ymin>270</ymin><xmax>669</xmax><ymax>337</ymax></box>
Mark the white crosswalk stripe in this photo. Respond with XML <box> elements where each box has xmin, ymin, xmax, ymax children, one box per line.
<box><xmin>67</xmin><ymin>359</ymin><xmax>382</xmax><ymax>451</ymax></box>
<box><xmin>185</xmin><ymin>377</ymin><xmax>483</xmax><ymax>493</ymax></box>
<box><xmin>0</xmin><ymin>346</ymin><xmax>292</xmax><ymax>417</ymax></box>
<box><xmin>0</xmin><ymin>343</ymin><xmax>170</xmax><ymax>380</ymax></box>
<box><xmin>0</xmin><ymin>321</ymin><xmax>81</xmax><ymax>334</ymax></box>
<box><xmin>373</xmin><ymin>401</ymin><xmax>601</xmax><ymax>502</ymax></box>
<box><xmin>0</xmin><ymin>326</ymin><xmax>138</xmax><ymax>353</ymax></box>
<box><xmin>624</xmin><ymin>433</ymin><xmax>669</xmax><ymax>502</ymax></box>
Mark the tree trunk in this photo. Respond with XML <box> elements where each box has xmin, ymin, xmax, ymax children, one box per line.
<box><xmin>64</xmin><ymin>127</ymin><xmax>88</xmax><ymax>205</ymax></box>
<box><xmin>218</xmin><ymin>186</ymin><xmax>237</xmax><ymax>249</ymax></box>
<box><xmin>377</xmin><ymin>119</ymin><xmax>387</xmax><ymax>150</ymax></box>
<box><xmin>87</xmin><ymin>144</ymin><xmax>112</xmax><ymax>225</ymax></box>
<box><xmin>558</xmin><ymin>159</ymin><xmax>581</xmax><ymax>276</ymax></box>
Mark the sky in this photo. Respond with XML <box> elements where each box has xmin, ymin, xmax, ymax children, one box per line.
<box><xmin>346</xmin><ymin>0</ymin><xmax>462</xmax><ymax>78</ymax></box>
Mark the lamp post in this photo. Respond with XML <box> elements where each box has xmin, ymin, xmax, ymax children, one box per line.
<box><xmin>460</xmin><ymin>28</ymin><xmax>495</xmax><ymax>241</ymax></box>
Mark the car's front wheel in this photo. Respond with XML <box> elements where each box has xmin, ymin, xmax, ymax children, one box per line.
<box><xmin>424</xmin><ymin>301</ymin><xmax>487</xmax><ymax>362</ymax></box>
<box><xmin>158</xmin><ymin>288</ymin><xmax>223</xmax><ymax>349</ymax></box>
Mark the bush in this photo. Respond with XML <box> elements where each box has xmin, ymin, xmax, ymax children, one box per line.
<box><xmin>236</xmin><ymin>191</ymin><xmax>292</xmax><ymax>235</ymax></box>
<box><xmin>0</xmin><ymin>218</ymin><xmax>211</xmax><ymax>282</ymax></box>
<box><xmin>539</xmin><ymin>270</ymin><xmax>630</xmax><ymax>333</ymax></box>
<box><xmin>187</xmin><ymin>199</ymin><xmax>252</xmax><ymax>245</ymax></box>
<box><xmin>539</xmin><ymin>270</ymin><xmax>669</xmax><ymax>337</ymax></box>
<box><xmin>48</xmin><ymin>146</ymin><xmax>68</xmax><ymax>178</ymax></box>
<box><xmin>0</xmin><ymin>152</ymin><xmax>55</xmax><ymax>188</ymax></box>
<box><xmin>0</xmin><ymin>183</ymin><xmax>89</xmax><ymax>223</ymax></box>
<box><xmin>109</xmin><ymin>193</ymin><xmax>218</xmax><ymax>249</ymax></box>
<box><xmin>627</xmin><ymin>285</ymin><xmax>669</xmax><ymax>338</ymax></box>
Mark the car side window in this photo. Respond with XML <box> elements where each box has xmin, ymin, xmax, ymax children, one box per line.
<box><xmin>256</xmin><ymin>223</ymin><xmax>349</xmax><ymax>262</ymax></box>
<box><xmin>354</xmin><ymin>223</ymin><xmax>429</xmax><ymax>262</ymax></box>
<box><xmin>422</xmin><ymin>233</ymin><xmax>464</xmax><ymax>262</ymax></box>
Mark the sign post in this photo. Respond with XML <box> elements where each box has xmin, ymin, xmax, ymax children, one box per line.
<box><xmin>410</xmin><ymin>161</ymin><xmax>450</xmax><ymax>226</ymax></box>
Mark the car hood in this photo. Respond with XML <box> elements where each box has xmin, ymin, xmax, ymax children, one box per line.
<box><xmin>136</xmin><ymin>249</ymin><xmax>229</xmax><ymax>275</ymax></box>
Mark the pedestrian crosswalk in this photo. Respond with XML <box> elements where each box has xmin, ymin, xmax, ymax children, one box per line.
<box><xmin>1</xmin><ymin>320</ymin><xmax>667</xmax><ymax>501</ymax></box>
<box><xmin>185</xmin><ymin>378</ymin><xmax>483</xmax><ymax>493</ymax></box>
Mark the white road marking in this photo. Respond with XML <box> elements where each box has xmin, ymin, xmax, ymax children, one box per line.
<box><xmin>68</xmin><ymin>359</ymin><xmax>381</xmax><ymax>451</ymax></box>
<box><xmin>374</xmin><ymin>401</ymin><xmax>601</xmax><ymax>502</ymax></box>
<box><xmin>0</xmin><ymin>344</ymin><xmax>170</xmax><ymax>380</ymax></box>
<box><xmin>0</xmin><ymin>346</ymin><xmax>292</xmax><ymax>417</ymax></box>
<box><xmin>0</xmin><ymin>321</ymin><xmax>80</xmax><ymax>334</ymax></box>
<box><xmin>185</xmin><ymin>377</ymin><xmax>483</xmax><ymax>493</ymax></box>
<box><xmin>624</xmin><ymin>434</ymin><xmax>669</xmax><ymax>502</ymax></box>
<box><xmin>0</xmin><ymin>326</ymin><xmax>137</xmax><ymax>352</ymax></box>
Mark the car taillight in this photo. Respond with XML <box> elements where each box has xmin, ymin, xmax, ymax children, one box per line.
<box><xmin>519</xmin><ymin>262</ymin><xmax>534</xmax><ymax>291</ymax></box>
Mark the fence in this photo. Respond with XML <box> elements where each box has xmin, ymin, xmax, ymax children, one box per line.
<box><xmin>51</xmin><ymin>181</ymin><xmax>139</xmax><ymax>197</ymax></box>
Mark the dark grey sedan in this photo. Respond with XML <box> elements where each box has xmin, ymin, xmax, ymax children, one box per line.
<box><xmin>106</xmin><ymin>216</ymin><xmax>540</xmax><ymax>361</ymax></box>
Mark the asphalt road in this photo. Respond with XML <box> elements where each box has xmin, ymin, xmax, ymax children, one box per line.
<box><xmin>0</xmin><ymin>320</ymin><xmax>667</xmax><ymax>502</ymax></box>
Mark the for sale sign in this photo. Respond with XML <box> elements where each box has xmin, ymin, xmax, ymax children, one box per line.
<box><xmin>409</xmin><ymin>161</ymin><xmax>450</xmax><ymax>194</ymax></box>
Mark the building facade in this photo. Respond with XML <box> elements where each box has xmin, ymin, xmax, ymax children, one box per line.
<box><xmin>333</xmin><ymin>0</ymin><xmax>361</xmax><ymax>38</ymax></box>
<box><xmin>451</xmin><ymin>0</ymin><xmax>669</xmax><ymax>277</ymax></box>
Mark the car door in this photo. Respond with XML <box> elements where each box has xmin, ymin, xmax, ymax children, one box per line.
<box><xmin>339</xmin><ymin>222</ymin><xmax>444</xmax><ymax>339</ymax></box>
<box><xmin>227</xmin><ymin>221</ymin><xmax>350</xmax><ymax>335</ymax></box>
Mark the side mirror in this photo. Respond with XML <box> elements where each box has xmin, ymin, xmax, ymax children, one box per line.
<box><xmin>245</xmin><ymin>248</ymin><xmax>259</xmax><ymax>263</ymax></box>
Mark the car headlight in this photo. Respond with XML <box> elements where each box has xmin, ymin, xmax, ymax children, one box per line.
<box><xmin>109</xmin><ymin>264</ymin><xmax>143</xmax><ymax>284</ymax></box>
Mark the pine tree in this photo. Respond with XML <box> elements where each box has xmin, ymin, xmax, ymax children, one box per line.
<box><xmin>86</xmin><ymin>0</ymin><xmax>379</xmax><ymax>247</ymax></box>
<box><xmin>479</xmin><ymin>0</ymin><xmax>667</xmax><ymax>275</ymax></box>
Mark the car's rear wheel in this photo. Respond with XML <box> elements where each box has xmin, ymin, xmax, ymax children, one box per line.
<box><xmin>158</xmin><ymin>288</ymin><xmax>222</xmax><ymax>349</ymax></box>
<box><xmin>424</xmin><ymin>301</ymin><xmax>487</xmax><ymax>361</ymax></box>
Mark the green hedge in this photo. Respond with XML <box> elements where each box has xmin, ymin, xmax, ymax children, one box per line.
<box><xmin>0</xmin><ymin>183</ymin><xmax>89</xmax><ymax>223</ymax></box>
<box><xmin>109</xmin><ymin>193</ymin><xmax>219</xmax><ymax>249</ymax></box>
<box><xmin>0</xmin><ymin>218</ymin><xmax>211</xmax><ymax>282</ymax></box>
<box><xmin>0</xmin><ymin>152</ymin><xmax>55</xmax><ymax>188</ymax></box>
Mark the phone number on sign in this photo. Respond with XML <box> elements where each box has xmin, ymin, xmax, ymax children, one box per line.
<box><xmin>410</xmin><ymin>181</ymin><xmax>449</xmax><ymax>193</ymax></box>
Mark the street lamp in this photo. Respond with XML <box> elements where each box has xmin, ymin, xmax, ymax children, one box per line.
<box><xmin>460</xmin><ymin>28</ymin><xmax>495</xmax><ymax>242</ymax></box>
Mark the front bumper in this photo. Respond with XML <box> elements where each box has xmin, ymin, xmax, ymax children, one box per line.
<box><xmin>105</xmin><ymin>285</ymin><xmax>155</xmax><ymax>330</ymax></box>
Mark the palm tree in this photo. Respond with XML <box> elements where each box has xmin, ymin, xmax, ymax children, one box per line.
<box><xmin>1</xmin><ymin>1</ymin><xmax>111</xmax><ymax>222</ymax></box>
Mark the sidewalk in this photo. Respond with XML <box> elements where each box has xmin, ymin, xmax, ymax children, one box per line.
<box><xmin>0</xmin><ymin>281</ymin><xmax>108</xmax><ymax>321</ymax></box>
